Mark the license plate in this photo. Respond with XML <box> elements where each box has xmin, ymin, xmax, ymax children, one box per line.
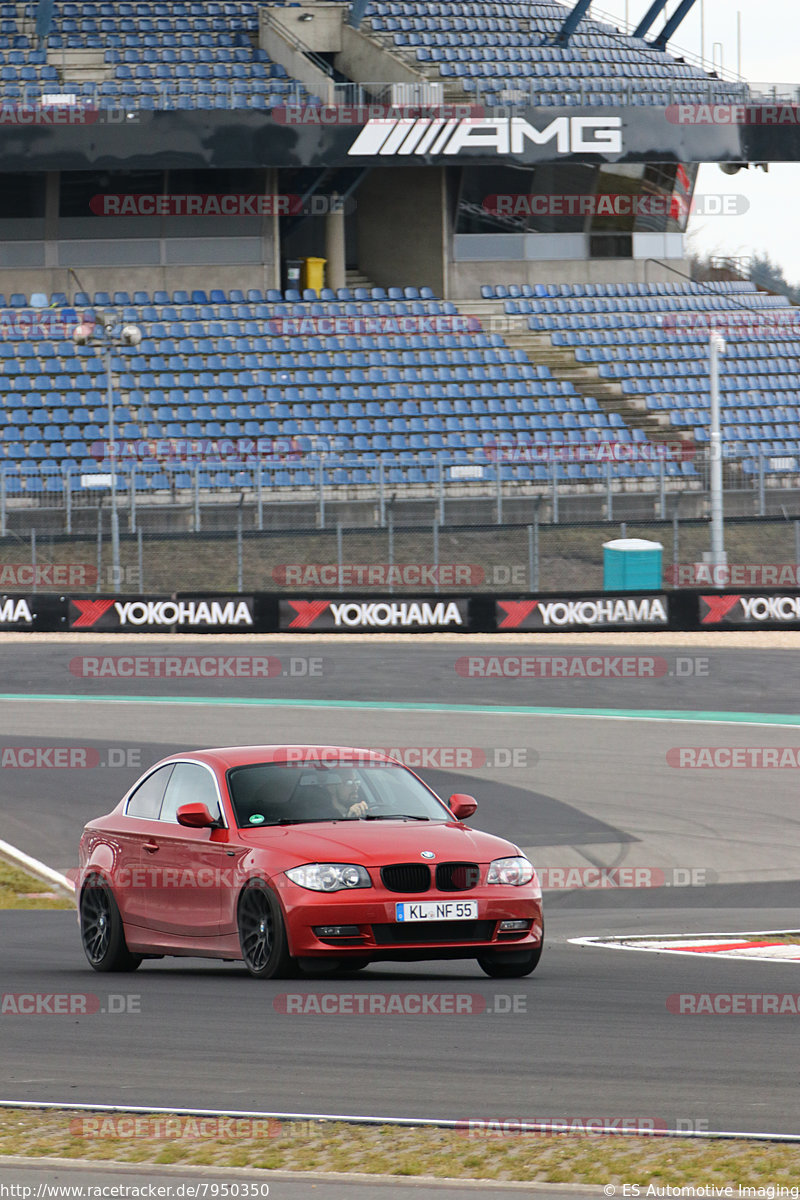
<box><xmin>395</xmin><ymin>900</ymin><xmax>478</xmax><ymax>922</ymax></box>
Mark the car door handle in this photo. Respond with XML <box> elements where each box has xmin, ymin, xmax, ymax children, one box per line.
<box><xmin>143</xmin><ymin>842</ymin><xmax>160</xmax><ymax>854</ymax></box>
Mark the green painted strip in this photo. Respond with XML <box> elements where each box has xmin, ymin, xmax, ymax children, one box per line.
<box><xmin>0</xmin><ymin>693</ymin><xmax>798</xmax><ymax>726</ymax></box>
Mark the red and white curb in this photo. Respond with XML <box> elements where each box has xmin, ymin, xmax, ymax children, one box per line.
<box><xmin>570</xmin><ymin>931</ymin><xmax>800</xmax><ymax>964</ymax></box>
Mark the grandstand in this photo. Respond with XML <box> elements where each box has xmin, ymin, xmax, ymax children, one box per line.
<box><xmin>0</xmin><ymin>0</ymin><xmax>796</xmax><ymax>518</ymax></box>
<box><xmin>365</xmin><ymin>0</ymin><xmax>748</xmax><ymax>108</ymax></box>
<box><xmin>0</xmin><ymin>0</ymin><xmax>747</xmax><ymax>112</ymax></box>
<box><xmin>0</xmin><ymin>277</ymin><xmax>798</xmax><ymax>501</ymax></box>
<box><xmin>0</xmin><ymin>1</ymin><xmax>320</xmax><ymax>111</ymax></box>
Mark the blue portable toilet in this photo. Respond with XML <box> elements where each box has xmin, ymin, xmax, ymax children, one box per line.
<box><xmin>603</xmin><ymin>538</ymin><xmax>663</xmax><ymax>591</ymax></box>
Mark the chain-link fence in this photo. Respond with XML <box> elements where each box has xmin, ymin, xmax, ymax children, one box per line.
<box><xmin>2</xmin><ymin>451</ymin><xmax>800</xmax><ymax>593</ymax></box>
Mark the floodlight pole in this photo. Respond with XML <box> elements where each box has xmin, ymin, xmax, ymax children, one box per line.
<box><xmin>104</xmin><ymin>340</ymin><xmax>120</xmax><ymax>590</ymax></box>
<box><xmin>709</xmin><ymin>330</ymin><xmax>726</xmax><ymax>567</ymax></box>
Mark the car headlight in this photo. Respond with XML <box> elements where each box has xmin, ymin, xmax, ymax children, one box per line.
<box><xmin>285</xmin><ymin>863</ymin><xmax>372</xmax><ymax>892</ymax></box>
<box><xmin>487</xmin><ymin>856</ymin><xmax>535</xmax><ymax>886</ymax></box>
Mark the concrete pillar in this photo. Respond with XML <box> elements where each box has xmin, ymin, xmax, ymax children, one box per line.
<box><xmin>44</xmin><ymin>170</ymin><xmax>59</xmax><ymax>272</ymax></box>
<box><xmin>266</xmin><ymin>167</ymin><xmax>280</xmax><ymax>292</ymax></box>
<box><xmin>325</xmin><ymin>194</ymin><xmax>346</xmax><ymax>292</ymax></box>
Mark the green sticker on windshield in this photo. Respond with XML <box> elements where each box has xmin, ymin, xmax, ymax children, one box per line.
<box><xmin>249</xmin><ymin>814</ymin><xmax>265</xmax><ymax>825</ymax></box>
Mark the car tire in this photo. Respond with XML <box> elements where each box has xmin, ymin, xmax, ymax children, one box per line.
<box><xmin>237</xmin><ymin>880</ymin><xmax>295</xmax><ymax>979</ymax></box>
<box><xmin>477</xmin><ymin>941</ymin><xmax>543</xmax><ymax>979</ymax></box>
<box><xmin>80</xmin><ymin>874</ymin><xmax>142</xmax><ymax>973</ymax></box>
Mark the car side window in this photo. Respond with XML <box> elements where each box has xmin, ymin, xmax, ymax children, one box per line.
<box><xmin>126</xmin><ymin>765</ymin><xmax>174</xmax><ymax>819</ymax></box>
<box><xmin>160</xmin><ymin>762</ymin><xmax>222</xmax><ymax>825</ymax></box>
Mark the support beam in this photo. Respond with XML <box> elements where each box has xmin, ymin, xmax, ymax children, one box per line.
<box><xmin>632</xmin><ymin>0</ymin><xmax>669</xmax><ymax>40</ymax></box>
<box><xmin>554</xmin><ymin>0</ymin><xmax>592</xmax><ymax>46</ymax></box>
<box><xmin>652</xmin><ymin>0</ymin><xmax>698</xmax><ymax>51</ymax></box>
<box><xmin>324</xmin><ymin>197</ymin><xmax>346</xmax><ymax>293</ymax></box>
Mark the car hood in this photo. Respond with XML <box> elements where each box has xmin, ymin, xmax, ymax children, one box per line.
<box><xmin>241</xmin><ymin>820</ymin><xmax>521</xmax><ymax>867</ymax></box>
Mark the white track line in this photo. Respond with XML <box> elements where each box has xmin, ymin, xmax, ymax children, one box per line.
<box><xmin>0</xmin><ymin>1101</ymin><xmax>797</xmax><ymax>1143</ymax></box>
<box><xmin>0</xmin><ymin>838</ymin><xmax>74</xmax><ymax>899</ymax></box>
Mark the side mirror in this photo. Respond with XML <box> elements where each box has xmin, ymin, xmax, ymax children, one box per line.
<box><xmin>176</xmin><ymin>802</ymin><xmax>219</xmax><ymax>829</ymax></box>
<box><xmin>448</xmin><ymin>793</ymin><xmax>477</xmax><ymax>821</ymax></box>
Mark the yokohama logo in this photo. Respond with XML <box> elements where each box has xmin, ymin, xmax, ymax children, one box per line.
<box><xmin>497</xmin><ymin>597</ymin><xmax>668</xmax><ymax>630</ymax></box>
<box><xmin>70</xmin><ymin>597</ymin><xmax>254</xmax><ymax>629</ymax></box>
<box><xmin>72</xmin><ymin>599</ymin><xmax>115</xmax><ymax>628</ymax></box>
<box><xmin>347</xmin><ymin>116</ymin><xmax>622</xmax><ymax>158</ymax></box>
<box><xmin>701</xmin><ymin>594</ymin><xmax>800</xmax><ymax>624</ymax></box>
<box><xmin>283</xmin><ymin>599</ymin><xmax>465</xmax><ymax>630</ymax></box>
<box><xmin>0</xmin><ymin>597</ymin><xmax>34</xmax><ymax>625</ymax></box>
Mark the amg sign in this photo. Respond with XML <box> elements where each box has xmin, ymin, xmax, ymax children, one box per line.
<box><xmin>348</xmin><ymin>116</ymin><xmax>623</xmax><ymax>158</ymax></box>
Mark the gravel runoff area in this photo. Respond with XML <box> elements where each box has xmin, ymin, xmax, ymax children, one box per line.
<box><xmin>0</xmin><ymin>862</ymin><xmax>72</xmax><ymax>910</ymax></box>
<box><xmin>1</xmin><ymin>1110</ymin><xmax>800</xmax><ymax>1188</ymax></box>
<box><xmin>1</xmin><ymin>632</ymin><xmax>800</xmax><ymax>647</ymax></box>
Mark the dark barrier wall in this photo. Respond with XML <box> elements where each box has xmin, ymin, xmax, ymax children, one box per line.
<box><xmin>0</xmin><ymin>106</ymin><xmax>798</xmax><ymax>172</ymax></box>
<box><xmin>9</xmin><ymin>590</ymin><xmax>800</xmax><ymax>632</ymax></box>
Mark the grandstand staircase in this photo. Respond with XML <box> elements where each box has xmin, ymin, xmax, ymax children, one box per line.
<box><xmin>48</xmin><ymin>51</ymin><xmax>112</xmax><ymax>88</ymax></box>
<box><xmin>346</xmin><ymin>268</ymin><xmax>378</xmax><ymax>291</ymax></box>
<box><xmin>13</xmin><ymin>4</ymin><xmax>113</xmax><ymax>89</ymax></box>
<box><xmin>456</xmin><ymin>299</ymin><xmax>690</xmax><ymax>449</ymax></box>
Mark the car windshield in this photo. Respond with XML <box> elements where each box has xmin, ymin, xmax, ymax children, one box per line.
<box><xmin>227</xmin><ymin>761</ymin><xmax>451</xmax><ymax>828</ymax></box>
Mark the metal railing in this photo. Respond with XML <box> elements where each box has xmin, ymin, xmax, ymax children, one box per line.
<box><xmin>9</xmin><ymin>75</ymin><xmax>799</xmax><ymax>114</ymax></box>
<box><xmin>331</xmin><ymin>80</ymin><xmax>444</xmax><ymax>107</ymax></box>
<box><xmin>0</xmin><ymin>81</ymin><xmax>319</xmax><ymax>111</ymax></box>
<box><xmin>738</xmin><ymin>82</ymin><xmax>800</xmax><ymax>104</ymax></box>
<box><xmin>1</xmin><ymin>449</ymin><xmax>798</xmax><ymax>536</ymax></box>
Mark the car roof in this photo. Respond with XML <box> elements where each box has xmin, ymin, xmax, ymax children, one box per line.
<box><xmin>159</xmin><ymin>746</ymin><xmax>398</xmax><ymax>770</ymax></box>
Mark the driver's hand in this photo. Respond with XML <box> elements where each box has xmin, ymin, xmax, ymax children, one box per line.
<box><xmin>347</xmin><ymin>800</ymin><xmax>369</xmax><ymax>818</ymax></box>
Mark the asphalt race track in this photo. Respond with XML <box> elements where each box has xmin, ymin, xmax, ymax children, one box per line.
<box><xmin>1</xmin><ymin>639</ymin><xmax>799</xmax><ymax>1140</ymax></box>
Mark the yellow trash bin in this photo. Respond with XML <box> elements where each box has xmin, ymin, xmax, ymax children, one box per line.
<box><xmin>301</xmin><ymin>256</ymin><xmax>326</xmax><ymax>293</ymax></box>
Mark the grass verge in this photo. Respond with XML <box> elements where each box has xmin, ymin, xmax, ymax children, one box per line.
<box><xmin>0</xmin><ymin>860</ymin><xmax>74</xmax><ymax>910</ymax></box>
<box><xmin>0</xmin><ymin>1110</ymin><xmax>798</xmax><ymax>1185</ymax></box>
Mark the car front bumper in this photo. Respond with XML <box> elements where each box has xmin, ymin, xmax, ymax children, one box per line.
<box><xmin>274</xmin><ymin>879</ymin><xmax>544</xmax><ymax>960</ymax></box>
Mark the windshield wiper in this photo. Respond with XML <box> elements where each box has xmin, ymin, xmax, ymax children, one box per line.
<box><xmin>362</xmin><ymin>813</ymin><xmax>430</xmax><ymax>821</ymax></box>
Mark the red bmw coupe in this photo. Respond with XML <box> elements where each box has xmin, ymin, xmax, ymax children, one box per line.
<box><xmin>77</xmin><ymin>745</ymin><xmax>543</xmax><ymax>979</ymax></box>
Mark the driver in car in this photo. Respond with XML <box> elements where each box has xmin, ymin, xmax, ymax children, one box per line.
<box><xmin>326</xmin><ymin>769</ymin><xmax>370</xmax><ymax>819</ymax></box>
